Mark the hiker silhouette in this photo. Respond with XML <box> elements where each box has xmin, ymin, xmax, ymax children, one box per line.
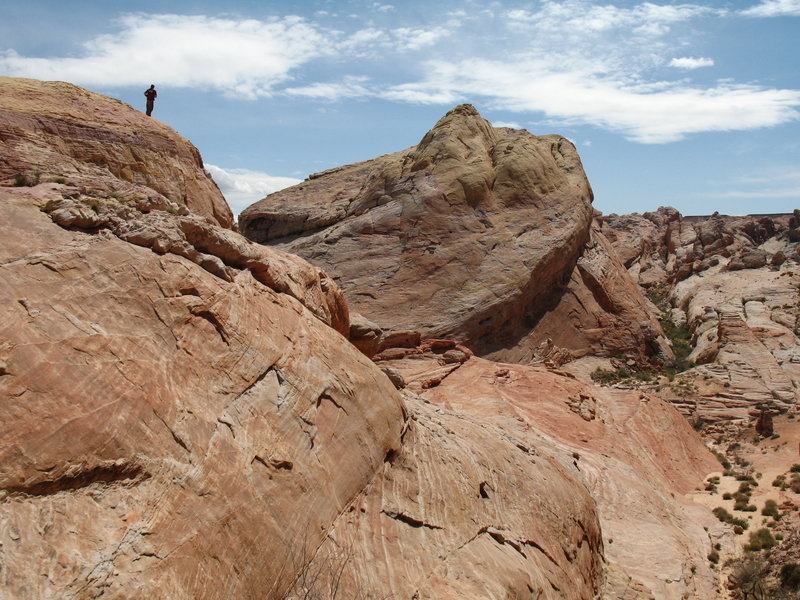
<box><xmin>144</xmin><ymin>85</ymin><xmax>157</xmax><ymax>116</ymax></box>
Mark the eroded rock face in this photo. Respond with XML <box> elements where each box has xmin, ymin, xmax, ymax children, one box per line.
<box><xmin>0</xmin><ymin>76</ymin><xmax>233</xmax><ymax>228</ymax></box>
<box><xmin>241</xmin><ymin>105</ymin><xmax>666</xmax><ymax>365</ymax></box>
<box><xmin>602</xmin><ymin>208</ymin><xmax>799</xmax><ymax>420</ymax></box>
<box><xmin>346</xmin><ymin>352</ymin><xmax>721</xmax><ymax>600</ymax></box>
<box><xmin>240</xmin><ymin>105</ymin><xmax>595</xmax><ymax>359</ymax></box>
<box><xmin>0</xmin><ymin>185</ymin><xmax>404</xmax><ymax>599</ymax></box>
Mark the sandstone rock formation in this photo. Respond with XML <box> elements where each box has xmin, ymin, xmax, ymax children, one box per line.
<box><xmin>240</xmin><ymin>105</ymin><xmax>668</xmax><ymax>366</ymax></box>
<box><xmin>0</xmin><ymin>182</ymin><xmax>404</xmax><ymax>599</ymax></box>
<box><xmin>351</xmin><ymin>350</ymin><xmax>721</xmax><ymax>600</ymax></box>
<box><xmin>0</xmin><ymin>76</ymin><xmax>233</xmax><ymax>228</ymax></box>
<box><xmin>1</xmin><ymin>79</ymin><xmax>730</xmax><ymax>600</ymax></box>
<box><xmin>602</xmin><ymin>208</ymin><xmax>799</xmax><ymax>421</ymax></box>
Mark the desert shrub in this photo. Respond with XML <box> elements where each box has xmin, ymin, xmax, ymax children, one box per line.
<box><xmin>791</xmin><ymin>464</ymin><xmax>800</xmax><ymax>473</ymax></box>
<box><xmin>729</xmin><ymin>557</ymin><xmax>767</xmax><ymax>599</ymax></box>
<box><xmin>780</xmin><ymin>564</ymin><xmax>800</xmax><ymax>589</ymax></box>
<box><xmin>713</xmin><ymin>507</ymin><xmax>733</xmax><ymax>522</ymax></box>
<box><xmin>744</xmin><ymin>528</ymin><xmax>777</xmax><ymax>552</ymax></box>
<box><xmin>722</xmin><ymin>492</ymin><xmax>733</xmax><ymax>500</ymax></box>
<box><xmin>713</xmin><ymin>450</ymin><xmax>732</xmax><ymax>470</ymax></box>
<box><xmin>13</xmin><ymin>172</ymin><xmax>40</xmax><ymax>187</ymax></box>
<box><xmin>591</xmin><ymin>367</ymin><xmax>630</xmax><ymax>384</ymax></box>
<box><xmin>708</xmin><ymin>550</ymin><xmax>720</xmax><ymax>564</ymax></box>
<box><xmin>730</xmin><ymin>517</ymin><xmax>749</xmax><ymax>530</ymax></box>
<box><xmin>761</xmin><ymin>500</ymin><xmax>780</xmax><ymax>519</ymax></box>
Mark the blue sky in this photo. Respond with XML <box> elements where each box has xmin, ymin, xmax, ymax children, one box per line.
<box><xmin>2</xmin><ymin>1</ymin><xmax>799</xmax><ymax>216</ymax></box>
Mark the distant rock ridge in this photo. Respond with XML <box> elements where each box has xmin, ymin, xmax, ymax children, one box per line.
<box><xmin>602</xmin><ymin>207</ymin><xmax>799</xmax><ymax>421</ymax></box>
<box><xmin>241</xmin><ymin>104</ymin><xmax>669</xmax><ymax>366</ymax></box>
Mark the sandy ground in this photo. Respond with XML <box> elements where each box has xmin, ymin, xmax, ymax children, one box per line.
<box><xmin>687</xmin><ymin>415</ymin><xmax>800</xmax><ymax>597</ymax></box>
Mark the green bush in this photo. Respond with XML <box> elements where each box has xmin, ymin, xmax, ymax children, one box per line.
<box><xmin>730</xmin><ymin>517</ymin><xmax>749</xmax><ymax>530</ymax></box>
<box><xmin>791</xmin><ymin>464</ymin><xmax>800</xmax><ymax>473</ymax></box>
<box><xmin>744</xmin><ymin>528</ymin><xmax>776</xmax><ymax>552</ymax></box>
<box><xmin>713</xmin><ymin>450</ymin><xmax>732</xmax><ymax>470</ymax></box>
<box><xmin>713</xmin><ymin>507</ymin><xmax>733</xmax><ymax>522</ymax></box>
<box><xmin>708</xmin><ymin>550</ymin><xmax>720</xmax><ymax>564</ymax></box>
<box><xmin>761</xmin><ymin>499</ymin><xmax>780</xmax><ymax>519</ymax></box>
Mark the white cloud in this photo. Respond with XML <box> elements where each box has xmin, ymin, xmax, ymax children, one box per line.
<box><xmin>285</xmin><ymin>76</ymin><xmax>372</xmax><ymax>100</ymax></box>
<box><xmin>206</xmin><ymin>165</ymin><xmax>301</xmax><ymax>215</ymax></box>
<box><xmin>740</xmin><ymin>0</ymin><xmax>800</xmax><ymax>17</ymax></box>
<box><xmin>380</xmin><ymin>1</ymin><xmax>799</xmax><ymax>143</ymax></box>
<box><xmin>392</xmin><ymin>27</ymin><xmax>451</xmax><ymax>51</ymax></box>
<box><xmin>0</xmin><ymin>14</ymin><xmax>328</xmax><ymax>99</ymax></box>
<box><xmin>386</xmin><ymin>58</ymin><xmax>800</xmax><ymax>143</ymax></box>
<box><xmin>1</xmin><ymin>3</ymin><xmax>796</xmax><ymax>146</ymax></box>
<box><xmin>491</xmin><ymin>120</ymin><xmax>523</xmax><ymax>129</ymax></box>
<box><xmin>669</xmin><ymin>57</ymin><xmax>714</xmax><ymax>69</ymax></box>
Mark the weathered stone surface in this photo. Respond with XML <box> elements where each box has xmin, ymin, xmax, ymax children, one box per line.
<box><xmin>493</xmin><ymin>221</ymin><xmax>672</xmax><ymax>365</ymax></box>
<box><xmin>602</xmin><ymin>207</ymin><xmax>799</xmax><ymax>420</ymax></box>
<box><xmin>297</xmin><ymin>392</ymin><xmax>606</xmax><ymax>600</ymax></box>
<box><xmin>0</xmin><ymin>76</ymin><xmax>233</xmax><ymax>228</ymax></box>
<box><xmin>0</xmin><ymin>185</ymin><xmax>403</xmax><ymax>599</ymax></box>
<box><xmin>241</xmin><ymin>105</ymin><xmax>668</xmax><ymax>366</ymax></box>
<box><xmin>364</xmin><ymin>353</ymin><xmax>721</xmax><ymax>600</ymax></box>
<box><xmin>241</xmin><ymin>104</ymin><xmax>598</xmax><ymax>362</ymax></box>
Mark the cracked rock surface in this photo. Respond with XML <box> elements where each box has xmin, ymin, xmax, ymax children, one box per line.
<box><xmin>0</xmin><ymin>184</ymin><xmax>403</xmax><ymax>598</ymax></box>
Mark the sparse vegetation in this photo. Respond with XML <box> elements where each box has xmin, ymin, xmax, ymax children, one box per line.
<box><xmin>12</xmin><ymin>171</ymin><xmax>40</xmax><ymax>187</ymax></box>
<box><xmin>744</xmin><ymin>528</ymin><xmax>777</xmax><ymax>552</ymax></box>
<box><xmin>780</xmin><ymin>563</ymin><xmax>800</xmax><ymax>590</ymax></box>
<box><xmin>728</xmin><ymin>557</ymin><xmax>767</xmax><ymax>600</ymax></box>
<box><xmin>713</xmin><ymin>449</ymin><xmax>732</xmax><ymax>470</ymax></box>
<box><xmin>713</xmin><ymin>506</ymin><xmax>749</xmax><ymax>531</ymax></box>
<box><xmin>761</xmin><ymin>500</ymin><xmax>781</xmax><ymax>520</ymax></box>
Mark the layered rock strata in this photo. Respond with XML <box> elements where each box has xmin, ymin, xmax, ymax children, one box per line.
<box><xmin>602</xmin><ymin>208</ymin><xmax>799</xmax><ymax>420</ymax></box>
<box><xmin>320</xmin><ymin>350</ymin><xmax>721</xmax><ymax>600</ymax></box>
<box><xmin>0</xmin><ymin>183</ymin><xmax>406</xmax><ymax>599</ymax></box>
<box><xmin>241</xmin><ymin>105</ymin><xmax>667</xmax><ymax>365</ymax></box>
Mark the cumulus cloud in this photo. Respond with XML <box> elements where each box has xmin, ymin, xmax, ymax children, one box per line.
<box><xmin>669</xmin><ymin>57</ymin><xmax>714</xmax><ymax>69</ymax></box>
<box><xmin>0</xmin><ymin>12</ymin><xmax>456</xmax><ymax>97</ymax></box>
<box><xmin>387</xmin><ymin>58</ymin><xmax>800</xmax><ymax>143</ymax></box>
<box><xmin>381</xmin><ymin>1</ymin><xmax>799</xmax><ymax>143</ymax></box>
<box><xmin>0</xmin><ymin>14</ymin><xmax>327</xmax><ymax>99</ymax></box>
<box><xmin>1</xmin><ymin>3</ymin><xmax>797</xmax><ymax>145</ymax></box>
<box><xmin>285</xmin><ymin>76</ymin><xmax>373</xmax><ymax>100</ymax></box>
<box><xmin>740</xmin><ymin>0</ymin><xmax>800</xmax><ymax>17</ymax></box>
<box><xmin>206</xmin><ymin>165</ymin><xmax>301</xmax><ymax>215</ymax></box>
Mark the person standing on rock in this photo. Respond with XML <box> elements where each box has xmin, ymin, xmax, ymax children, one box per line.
<box><xmin>144</xmin><ymin>85</ymin><xmax>157</xmax><ymax>117</ymax></box>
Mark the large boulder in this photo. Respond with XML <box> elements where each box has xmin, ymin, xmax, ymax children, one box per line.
<box><xmin>0</xmin><ymin>76</ymin><xmax>233</xmax><ymax>228</ymax></box>
<box><xmin>241</xmin><ymin>105</ymin><xmax>664</xmax><ymax>364</ymax></box>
